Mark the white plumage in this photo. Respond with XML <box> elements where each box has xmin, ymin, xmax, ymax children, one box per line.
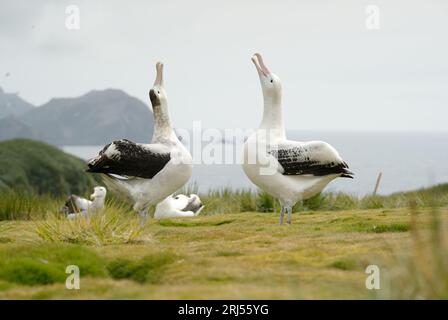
<box><xmin>242</xmin><ymin>53</ymin><xmax>353</xmax><ymax>225</ymax></box>
<box><xmin>61</xmin><ymin>186</ymin><xmax>107</xmax><ymax>219</ymax></box>
<box><xmin>87</xmin><ymin>62</ymin><xmax>193</xmax><ymax>222</ymax></box>
<box><xmin>154</xmin><ymin>194</ymin><xmax>204</xmax><ymax>219</ymax></box>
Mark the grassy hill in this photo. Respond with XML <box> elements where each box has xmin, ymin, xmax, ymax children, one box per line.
<box><xmin>0</xmin><ymin>139</ymin><xmax>100</xmax><ymax>196</ymax></box>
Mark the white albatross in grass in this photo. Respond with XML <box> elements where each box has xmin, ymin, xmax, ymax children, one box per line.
<box><xmin>61</xmin><ymin>186</ymin><xmax>107</xmax><ymax>219</ymax></box>
<box><xmin>86</xmin><ymin>62</ymin><xmax>193</xmax><ymax>223</ymax></box>
<box><xmin>154</xmin><ymin>194</ymin><xmax>204</xmax><ymax>219</ymax></box>
<box><xmin>242</xmin><ymin>53</ymin><xmax>353</xmax><ymax>225</ymax></box>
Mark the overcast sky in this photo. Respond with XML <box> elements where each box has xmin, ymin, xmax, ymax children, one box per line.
<box><xmin>1</xmin><ymin>0</ymin><xmax>447</xmax><ymax>131</ymax></box>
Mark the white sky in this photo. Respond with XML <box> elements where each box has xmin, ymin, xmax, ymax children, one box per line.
<box><xmin>1</xmin><ymin>0</ymin><xmax>447</xmax><ymax>131</ymax></box>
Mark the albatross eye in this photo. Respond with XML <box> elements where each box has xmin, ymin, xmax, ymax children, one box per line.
<box><xmin>174</xmin><ymin>196</ymin><xmax>179</xmax><ymax>200</ymax></box>
<box><xmin>270</xmin><ymin>79</ymin><xmax>273</xmax><ymax>83</ymax></box>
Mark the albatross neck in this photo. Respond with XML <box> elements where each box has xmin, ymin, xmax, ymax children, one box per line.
<box><xmin>92</xmin><ymin>197</ymin><xmax>105</xmax><ymax>209</ymax></box>
<box><xmin>152</xmin><ymin>102</ymin><xmax>178</xmax><ymax>142</ymax></box>
<box><xmin>259</xmin><ymin>94</ymin><xmax>286</xmax><ymax>138</ymax></box>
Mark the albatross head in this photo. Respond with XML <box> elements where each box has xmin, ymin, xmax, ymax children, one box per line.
<box><xmin>149</xmin><ymin>62</ymin><xmax>168</xmax><ymax>111</ymax></box>
<box><xmin>171</xmin><ymin>194</ymin><xmax>204</xmax><ymax>215</ymax></box>
<box><xmin>251</xmin><ymin>53</ymin><xmax>282</xmax><ymax>101</ymax></box>
<box><xmin>90</xmin><ymin>186</ymin><xmax>107</xmax><ymax>200</ymax></box>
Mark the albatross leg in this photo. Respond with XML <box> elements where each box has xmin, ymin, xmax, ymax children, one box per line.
<box><xmin>286</xmin><ymin>206</ymin><xmax>292</xmax><ymax>225</ymax></box>
<box><xmin>138</xmin><ymin>209</ymin><xmax>148</xmax><ymax>225</ymax></box>
<box><xmin>279</xmin><ymin>206</ymin><xmax>285</xmax><ymax>225</ymax></box>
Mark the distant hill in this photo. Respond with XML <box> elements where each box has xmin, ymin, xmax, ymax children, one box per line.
<box><xmin>0</xmin><ymin>88</ymin><xmax>154</xmax><ymax>145</ymax></box>
<box><xmin>0</xmin><ymin>139</ymin><xmax>101</xmax><ymax>196</ymax></box>
<box><xmin>0</xmin><ymin>87</ymin><xmax>34</xmax><ymax>119</ymax></box>
<box><xmin>0</xmin><ymin>115</ymin><xmax>38</xmax><ymax>140</ymax></box>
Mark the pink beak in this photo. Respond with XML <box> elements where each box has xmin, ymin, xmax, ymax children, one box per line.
<box><xmin>154</xmin><ymin>62</ymin><xmax>164</xmax><ymax>86</ymax></box>
<box><xmin>251</xmin><ymin>53</ymin><xmax>270</xmax><ymax>77</ymax></box>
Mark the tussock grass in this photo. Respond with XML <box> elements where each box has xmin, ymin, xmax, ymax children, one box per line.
<box><xmin>387</xmin><ymin>206</ymin><xmax>448</xmax><ymax>299</ymax></box>
<box><xmin>0</xmin><ymin>244</ymin><xmax>106</xmax><ymax>286</ymax></box>
<box><xmin>35</xmin><ymin>200</ymin><xmax>147</xmax><ymax>246</ymax></box>
<box><xmin>371</xmin><ymin>223</ymin><xmax>410</xmax><ymax>233</ymax></box>
<box><xmin>329</xmin><ymin>258</ymin><xmax>359</xmax><ymax>271</ymax></box>
<box><xmin>1</xmin><ymin>183</ymin><xmax>447</xmax><ymax>221</ymax></box>
<box><xmin>158</xmin><ymin>219</ymin><xmax>235</xmax><ymax>228</ymax></box>
<box><xmin>199</xmin><ymin>188</ymin><xmax>257</xmax><ymax>215</ymax></box>
<box><xmin>0</xmin><ymin>222</ymin><xmax>13</xmax><ymax>243</ymax></box>
<box><xmin>192</xmin><ymin>183</ymin><xmax>448</xmax><ymax>216</ymax></box>
<box><xmin>0</xmin><ymin>191</ymin><xmax>60</xmax><ymax>220</ymax></box>
<box><xmin>0</xmin><ymin>222</ymin><xmax>12</xmax><ymax>234</ymax></box>
<box><xmin>106</xmin><ymin>252</ymin><xmax>178</xmax><ymax>284</ymax></box>
<box><xmin>216</xmin><ymin>251</ymin><xmax>243</xmax><ymax>257</ymax></box>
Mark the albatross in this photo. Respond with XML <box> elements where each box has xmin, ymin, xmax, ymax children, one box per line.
<box><xmin>154</xmin><ymin>194</ymin><xmax>204</xmax><ymax>219</ymax></box>
<box><xmin>242</xmin><ymin>53</ymin><xmax>353</xmax><ymax>225</ymax></box>
<box><xmin>61</xmin><ymin>186</ymin><xmax>106</xmax><ymax>219</ymax></box>
<box><xmin>86</xmin><ymin>62</ymin><xmax>193</xmax><ymax>222</ymax></box>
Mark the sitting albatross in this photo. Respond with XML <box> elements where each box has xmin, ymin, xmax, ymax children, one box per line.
<box><xmin>154</xmin><ymin>194</ymin><xmax>204</xmax><ymax>219</ymax></box>
<box><xmin>61</xmin><ymin>186</ymin><xmax>106</xmax><ymax>219</ymax></box>
<box><xmin>86</xmin><ymin>62</ymin><xmax>193</xmax><ymax>222</ymax></box>
<box><xmin>242</xmin><ymin>53</ymin><xmax>353</xmax><ymax>225</ymax></box>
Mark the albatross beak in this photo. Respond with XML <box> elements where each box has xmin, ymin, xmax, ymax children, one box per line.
<box><xmin>251</xmin><ymin>53</ymin><xmax>270</xmax><ymax>77</ymax></box>
<box><xmin>154</xmin><ymin>62</ymin><xmax>164</xmax><ymax>86</ymax></box>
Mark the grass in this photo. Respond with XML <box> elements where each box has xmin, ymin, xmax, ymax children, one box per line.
<box><xmin>0</xmin><ymin>222</ymin><xmax>13</xmax><ymax>243</ymax></box>
<box><xmin>384</xmin><ymin>206</ymin><xmax>448</xmax><ymax>299</ymax></box>
<box><xmin>0</xmin><ymin>184</ymin><xmax>447</xmax><ymax>299</ymax></box>
<box><xmin>0</xmin><ymin>205</ymin><xmax>446</xmax><ymax>299</ymax></box>
<box><xmin>107</xmin><ymin>252</ymin><xmax>178</xmax><ymax>284</ymax></box>
<box><xmin>329</xmin><ymin>258</ymin><xmax>359</xmax><ymax>271</ymax></box>
<box><xmin>216</xmin><ymin>251</ymin><xmax>243</xmax><ymax>257</ymax></box>
<box><xmin>195</xmin><ymin>183</ymin><xmax>448</xmax><ymax>216</ymax></box>
<box><xmin>35</xmin><ymin>200</ymin><xmax>147</xmax><ymax>246</ymax></box>
<box><xmin>0</xmin><ymin>191</ymin><xmax>60</xmax><ymax>220</ymax></box>
<box><xmin>0</xmin><ymin>243</ymin><xmax>106</xmax><ymax>286</ymax></box>
<box><xmin>2</xmin><ymin>183</ymin><xmax>448</xmax><ymax>221</ymax></box>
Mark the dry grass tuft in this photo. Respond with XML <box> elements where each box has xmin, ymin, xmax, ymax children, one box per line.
<box><xmin>386</xmin><ymin>205</ymin><xmax>448</xmax><ymax>299</ymax></box>
<box><xmin>35</xmin><ymin>201</ymin><xmax>149</xmax><ymax>246</ymax></box>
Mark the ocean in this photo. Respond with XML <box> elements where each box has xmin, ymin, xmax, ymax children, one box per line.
<box><xmin>62</xmin><ymin>131</ymin><xmax>448</xmax><ymax>196</ymax></box>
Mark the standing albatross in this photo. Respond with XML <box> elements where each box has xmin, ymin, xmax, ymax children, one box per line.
<box><xmin>86</xmin><ymin>62</ymin><xmax>193</xmax><ymax>222</ymax></box>
<box><xmin>242</xmin><ymin>53</ymin><xmax>353</xmax><ymax>225</ymax></box>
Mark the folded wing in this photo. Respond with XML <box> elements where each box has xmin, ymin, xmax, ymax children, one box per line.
<box><xmin>86</xmin><ymin>139</ymin><xmax>171</xmax><ymax>179</ymax></box>
<box><xmin>269</xmin><ymin>140</ymin><xmax>353</xmax><ymax>178</ymax></box>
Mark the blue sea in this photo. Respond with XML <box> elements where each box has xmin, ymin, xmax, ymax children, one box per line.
<box><xmin>62</xmin><ymin>131</ymin><xmax>448</xmax><ymax>196</ymax></box>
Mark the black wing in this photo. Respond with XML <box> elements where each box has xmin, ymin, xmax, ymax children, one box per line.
<box><xmin>61</xmin><ymin>195</ymin><xmax>82</xmax><ymax>214</ymax></box>
<box><xmin>86</xmin><ymin>139</ymin><xmax>171</xmax><ymax>179</ymax></box>
<box><xmin>269</xmin><ymin>141</ymin><xmax>353</xmax><ymax>178</ymax></box>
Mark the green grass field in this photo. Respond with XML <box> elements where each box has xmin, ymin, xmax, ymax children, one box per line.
<box><xmin>0</xmin><ymin>204</ymin><xmax>447</xmax><ymax>299</ymax></box>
